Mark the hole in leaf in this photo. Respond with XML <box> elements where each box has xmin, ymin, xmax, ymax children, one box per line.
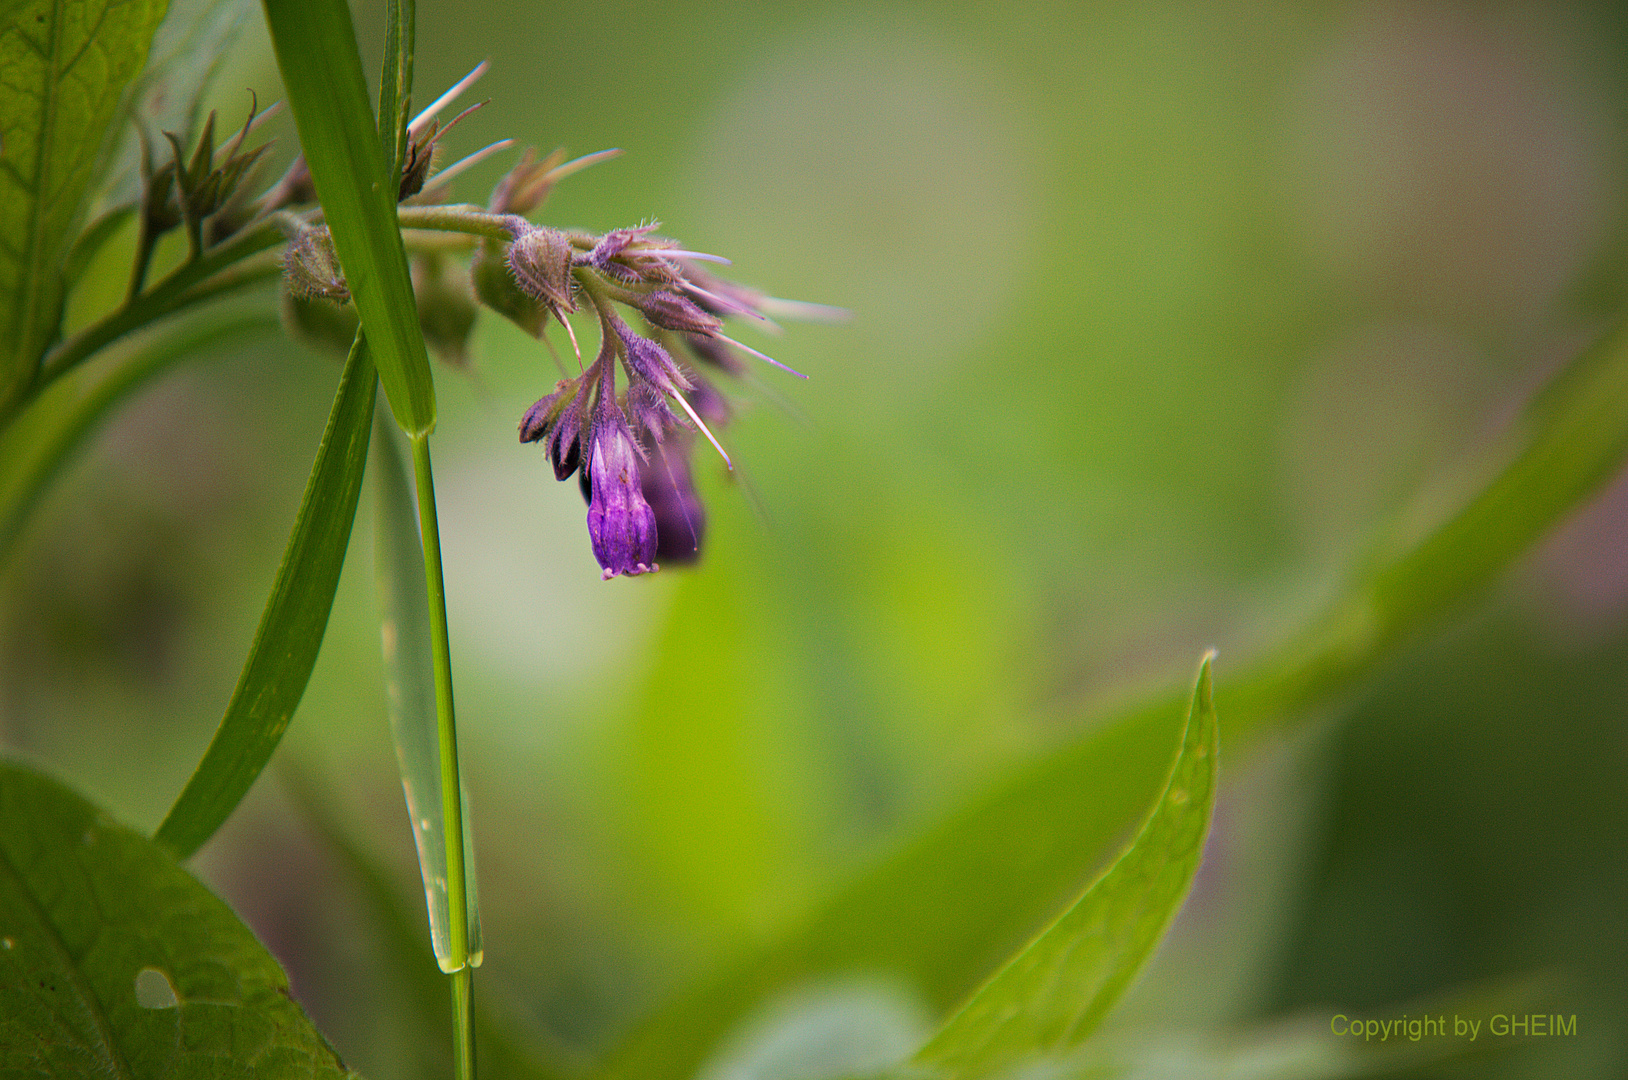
<box><xmin>135</xmin><ymin>967</ymin><xmax>179</xmax><ymax>1009</ymax></box>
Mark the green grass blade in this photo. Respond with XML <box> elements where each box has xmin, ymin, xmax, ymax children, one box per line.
<box><xmin>370</xmin><ymin>407</ymin><xmax>481</xmax><ymax>974</ymax></box>
<box><xmin>260</xmin><ymin>0</ymin><xmax>435</xmax><ymax>436</ymax></box>
<box><xmin>0</xmin><ymin>760</ymin><xmax>356</xmax><ymax>1077</ymax></box>
<box><xmin>915</xmin><ymin>656</ymin><xmax>1219</xmax><ymax>1077</ymax></box>
<box><xmin>0</xmin><ymin>311</ymin><xmax>276</xmax><ymax>567</ymax></box>
<box><xmin>377</xmin><ymin>0</ymin><xmax>413</xmax><ymax>179</ymax></box>
<box><xmin>154</xmin><ymin>333</ymin><xmax>376</xmax><ymax>859</ymax></box>
<box><xmin>0</xmin><ymin>0</ymin><xmax>168</xmax><ymax>411</ymax></box>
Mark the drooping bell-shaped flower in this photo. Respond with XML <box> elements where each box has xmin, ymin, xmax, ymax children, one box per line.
<box><xmin>584</xmin><ymin>399</ymin><xmax>658</xmax><ymax>579</ymax></box>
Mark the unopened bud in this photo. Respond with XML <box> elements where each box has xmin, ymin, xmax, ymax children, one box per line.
<box><xmin>638</xmin><ymin>291</ymin><xmax>721</xmax><ymax>336</ymax></box>
<box><xmin>506</xmin><ymin>226</ymin><xmax>576</xmax><ymax>313</ymax></box>
<box><xmin>472</xmin><ymin>239</ymin><xmax>548</xmax><ymax>337</ymax></box>
<box><xmin>283</xmin><ymin>228</ymin><xmax>349</xmax><ymax>302</ymax></box>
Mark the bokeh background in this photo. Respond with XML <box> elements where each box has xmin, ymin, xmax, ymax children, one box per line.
<box><xmin>3</xmin><ymin>1</ymin><xmax>1628</xmax><ymax>1077</ymax></box>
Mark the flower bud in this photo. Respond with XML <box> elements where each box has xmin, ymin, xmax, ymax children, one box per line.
<box><xmin>585</xmin><ymin>403</ymin><xmax>658</xmax><ymax>579</ymax></box>
<box><xmin>506</xmin><ymin>226</ymin><xmax>576</xmax><ymax>314</ymax></box>
<box><xmin>627</xmin><ymin>379</ymin><xmax>678</xmax><ymax>443</ymax></box>
<box><xmin>283</xmin><ymin>228</ymin><xmax>349</xmax><ymax>302</ymax></box>
<box><xmin>519</xmin><ymin>380</ymin><xmax>576</xmax><ymax>443</ymax></box>
<box><xmin>472</xmin><ymin>239</ymin><xmax>547</xmax><ymax>337</ymax></box>
<box><xmin>638</xmin><ymin>291</ymin><xmax>722</xmax><ymax>336</ymax></box>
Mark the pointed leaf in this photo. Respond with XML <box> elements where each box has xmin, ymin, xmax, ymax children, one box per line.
<box><xmin>915</xmin><ymin>656</ymin><xmax>1218</xmax><ymax>1077</ymax></box>
<box><xmin>154</xmin><ymin>332</ymin><xmax>376</xmax><ymax>859</ymax></box>
<box><xmin>261</xmin><ymin>0</ymin><xmax>436</xmax><ymax>436</ymax></box>
<box><xmin>0</xmin><ymin>0</ymin><xmax>169</xmax><ymax>410</ymax></box>
<box><xmin>0</xmin><ymin>760</ymin><xmax>356</xmax><ymax>1077</ymax></box>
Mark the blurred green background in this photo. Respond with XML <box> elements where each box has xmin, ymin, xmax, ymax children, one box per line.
<box><xmin>3</xmin><ymin>1</ymin><xmax>1627</xmax><ymax>1077</ymax></box>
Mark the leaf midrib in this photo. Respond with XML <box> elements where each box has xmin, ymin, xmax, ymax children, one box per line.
<box><xmin>0</xmin><ymin>832</ymin><xmax>133</xmax><ymax>1080</ymax></box>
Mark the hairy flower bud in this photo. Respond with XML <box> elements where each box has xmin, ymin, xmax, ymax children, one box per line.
<box><xmin>506</xmin><ymin>226</ymin><xmax>576</xmax><ymax>314</ymax></box>
<box><xmin>520</xmin><ymin>382</ymin><xmax>572</xmax><ymax>443</ymax></box>
<box><xmin>472</xmin><ymin>239</ymin><xmax>547</xmax><ymax>337</ymax></box>
<box><xmin>638</xmin><ymin>291</ymin><xmax>722</xmax><ymax>336</ymax></box>
<box><xmin>627</xmin><ymin>379</ymin><xmax>678</xmax><ymax>443</ymax></box>
<box><xmin>610</xmin><ymin>315</ymin><xmax>690</xmax><ymax>396</ymax></box>
<box><xmin>283</xmin><ymin>228</ymin><xmax>349</xmax><ymax>302</ymax></box>
<box><xmin>585</xmin><ymin>403</ymin><xmax>658</xmax><ymax>579</ymax></box>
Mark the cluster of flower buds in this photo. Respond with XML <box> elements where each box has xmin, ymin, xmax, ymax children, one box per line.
<box><xmin>132</xmin><ymin>96</ymin><xmax>276</xmax><ymax>291</ymax></box>
<box><xmin>268</xmin><ymin>62</ymin><xmax>835</xmax><ymax>578</ymax></box>
<box><xmin>509</xmin><ymin>218</ymin><xmax>808</xmax><ymax>579</ymax></box>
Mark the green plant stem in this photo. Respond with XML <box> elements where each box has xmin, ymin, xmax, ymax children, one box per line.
<box><xmin>408</xmin><ymin>431</ymin><xmax>475</xmax><ymax>1078</ymax></box>
<box><xmin>397</xmin><ymin>204</ymin><xmax>525</xmax><ymax>241</ymax></box>
<box><xmin>452</xmin><ymin>967</ymin><xmax>475</xmax><ymax>1080</ymax></box>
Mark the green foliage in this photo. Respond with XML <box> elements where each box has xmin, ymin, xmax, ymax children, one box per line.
<box><xmin>259</xmin><ymin>0</ymin><xmax>435</xmax><ymax>436</ymax></box>
<box><xmin>370</xmin><ymin>406</ymin><xmax>481</xmax><ymax>975</ymax></box>
<box><xmin>2</xmin><ymin>1</ymin><xmax>1626</xmax><ymax>1077</ymax></box>
<box><xmin>154</xmin><ymin>333</ymin><xmax>376</xmax><ymax>859</ymax></box>
<box><xmin>0</xmin><ymin>312</ymin><xmax>276</xmax><ymax>565</ymax></box>
<box><xmin>0</xmin><ymin>0</ymin><xmax>168</xmax><ymax>410</ymax></box>
<box><xmin>916</xmin><ymin>656</ymin><xmax>1218</xmax><ymax>1077</ymax></box>
<box><xmin>0</xmin><ymin>761</ymin><xmax>354</xmax><ymax>1077</ymax></box>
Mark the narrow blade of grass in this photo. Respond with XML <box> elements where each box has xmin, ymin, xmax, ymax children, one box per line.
<box><xmin>915</xmin><ymin>655</ymin><xmax>1219</xmax><ymax>1077</ymax></box>
<box><xmin>154</xmin><ymin>333</ymin><xmax>376</xmax><ymax>859</ymax></box>
<box><xmin>370</xmin><ymin>405</ymin><xmax>481</xmax><ymax>974</ymax></box>
<box><xmin>260</xmin><ymin>0</ymin><xmax>435</xmax><ymax>436</ymax></box>
<box><xmin>378</xmin><ymin>0</ymin><xmax>414</xmax><ymax>178</ymax></box>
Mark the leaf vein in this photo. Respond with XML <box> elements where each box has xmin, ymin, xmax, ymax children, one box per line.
<box><xmin>0</xmin><ymin>837</ymin><xmax>134</xmax><ymax>1080</ymax></box>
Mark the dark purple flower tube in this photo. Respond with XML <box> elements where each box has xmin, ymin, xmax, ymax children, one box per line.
<box><xmin>585</xmin><ymin>405</ymin><xmax>658</xmax><ymax>579</ymax></box>
<box><xmin>642</xmin><ymin>442</ymin><xmax>706</xmax><ymax>565</ymax></box>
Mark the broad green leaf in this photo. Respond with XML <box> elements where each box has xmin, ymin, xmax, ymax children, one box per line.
<box><xmin>0</xmin><ymin>310</ymin><xmax>276</xmax><ymax>567</ymax></box>
<box><xmin>0</xmin><ymin>0</ymin><xmax>168</xmax><ymax>410</ymax></box>
<box><xmin>915</xmin><ymin>656</ymin><xmax>1218</xmax><ymax>1077</ymax></box>
<box><xmin>369</xmin><ymin>405</ymin><xmax>480</xmax><ymax>974</ymax></box>
<box><xmin>0</xmin><ymin>760</ymin><xmax>355</xmax><ymax>1077</ymax></box>
<box><xmin>154</xmin><ymin>332</ymin><xmax>376</xmax><ymax>859</ymax></box>
<box><xmin>261</xmin><ymin>0</ymin><xmax>436</xmax><ymax>436</ymax></box>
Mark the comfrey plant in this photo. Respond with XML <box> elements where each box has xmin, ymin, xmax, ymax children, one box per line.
<box><xmin>280</xmin><ymin>68</ymin><xmax>820</xmax><ymax>580</ymax></box>
<box><xmin>5</xmin><ymin>2</ymin><xmax>1628</xmax><ymax>1079</ymax></box>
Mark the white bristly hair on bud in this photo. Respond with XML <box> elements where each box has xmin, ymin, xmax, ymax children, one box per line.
<box><xmin>670</xmin><ymin>392</ymin><xmax>733</xmax><ymax>469</ymax></box>
<box><xmin>715</xmin><ymin>332</ymin><xmax>807</xmax><ymax>379</ymax></box>
<box><xmin>417</xmin><ymin>138</ymin><xmax>517</xmax><ymax>199</ymax></box>
<box><xmin>408</xmin><ymin>60</ymin><xmax>489</xmax><ymax>140</ymax></box>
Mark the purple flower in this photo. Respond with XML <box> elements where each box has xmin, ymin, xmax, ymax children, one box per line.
<box><xmin>642</xmin><ymin>442</ymin><xmax>706</xmax><ymax>565</ymax></box>
<box><xmin>585</xmin><ymin>402</ymin><xmax>658</xmax><ymax>579</ymax></box>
